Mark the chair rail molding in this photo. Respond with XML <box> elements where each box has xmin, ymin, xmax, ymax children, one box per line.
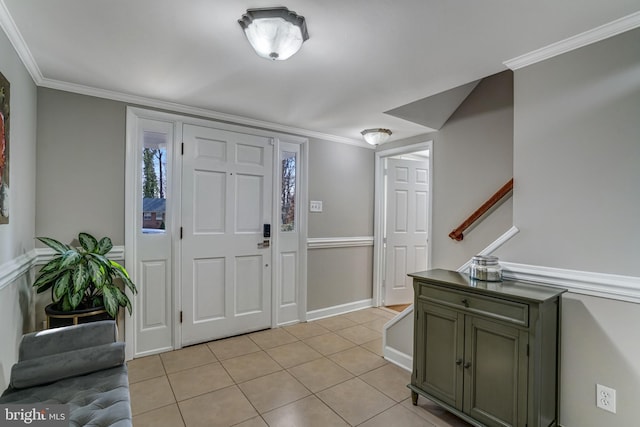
<box><xmin>501</xmin><ymin>262</ymin><xmax>640</xmax><ymax>304</ymax></box>
<box><xmin>307</xmin><ymin>236</ymin><xmax>374</xmax><ymax>249</ymax></box>
<box><xmin>0</xmin><ymin>251</ymin><xmax>37</xmax><ymax>291</ymax></box>
<box><xmin>34</xmin><ymin>246</ymin><xmax>126</xmax><ymax>264</ymax></box>
<box><xmin>0</xmin><ymin>247</ymin><xmax>126</xmax><ymax>292</ymax></box>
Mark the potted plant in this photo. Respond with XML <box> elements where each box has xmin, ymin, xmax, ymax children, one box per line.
<box><xmin>34</xmin><ymin>232</ymin><xmax>137</xmax><ymax>326</ymax></box>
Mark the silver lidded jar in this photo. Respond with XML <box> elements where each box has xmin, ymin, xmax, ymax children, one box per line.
<box><xmin>469</xmin><ymin>255</ymin><xmax>502</xmax><ymax>282</ymax></box>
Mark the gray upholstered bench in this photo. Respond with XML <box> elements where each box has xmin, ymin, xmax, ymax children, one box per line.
<box><xmin>0</xmin><ymin>320</ymin><xmax>132</xmax><ymax>426</ymax></box>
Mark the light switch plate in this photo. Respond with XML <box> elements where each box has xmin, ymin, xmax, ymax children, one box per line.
<box><xmin>310</xmin><ymin>201</ymin><xmax>323</xmax><ymax>212</ymax></box>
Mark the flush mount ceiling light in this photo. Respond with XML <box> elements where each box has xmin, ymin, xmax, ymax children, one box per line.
<box><xmin>361</xmin><ymin>128</ymin><xmax>392</xmax><ymax>145</ymax></box>
<box><xmin>238</xmin><ymin>7</ymin><xmax>309</xmax><ymax>61</ymax></box>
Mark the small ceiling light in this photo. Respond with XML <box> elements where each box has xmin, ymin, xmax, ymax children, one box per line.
<box><xmin>361</xmin><ymin>128</ymin><xmax>392</xmax><ymax>145</ymax></box>
<box><xmin>238</xmin><ymin>7</ymin><xmax>309</xmax><ymax>61</ymax></box>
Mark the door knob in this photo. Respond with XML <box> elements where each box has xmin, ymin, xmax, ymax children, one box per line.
<box><xmin>461</xmin><ymin>298</ymin><xmax>470</xmax><ymax>308</ymax></box>
<box><xmin>464</xmin><ymin>362</ymin><xmax>472</xmax><ymax>369</ymax></box>
<box><xmin>455</xmin><ymin>359</ymin><xmax>463</xmax><ymax>366</ymax></box>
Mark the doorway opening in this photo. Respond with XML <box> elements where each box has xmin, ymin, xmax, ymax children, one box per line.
<box><xmin>373</xmin><ymin>141</ymin><xmax>433</xmax><ymax>309</ymax></box>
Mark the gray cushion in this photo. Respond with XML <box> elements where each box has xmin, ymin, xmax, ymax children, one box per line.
<box><xmin>10</xmin><ymin>341</ymin><xmax>125</xmax><ymax>389</ymax></box>
<box><xmin>0</xmin><ymin>365</ymin><xmax>132</xmax><ymax>427</ymax></box>
<box><xmin>19</xmin><ymin>320</ymin><xmax>118</xmax><ymax>361</ymax></box>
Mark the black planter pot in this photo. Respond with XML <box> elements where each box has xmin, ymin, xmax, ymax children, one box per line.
<box><xmin>45</xmin><ymin>303</ymin><xmax>113</xmax><ymax>329</ymax></box>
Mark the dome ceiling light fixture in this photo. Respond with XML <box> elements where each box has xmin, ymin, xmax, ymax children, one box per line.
<box><xmin>238</xmin><ymin>7</ymin><xmax>309</xmax><ymax>61</ymax></box>
<box><xmin>361</xmin><ymin>128</ymin><xmax>392</xmax><ymax>145</ymax></box>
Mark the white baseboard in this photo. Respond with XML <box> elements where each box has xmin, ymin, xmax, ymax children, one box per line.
<box><xmin>383</xmin><ymin>346</ymin><xmax>413</xmax><ymax>373</ymax></box>
<box><xmin>307</xmin><ymin>298</ymin><xmax>373</xmax><ymax>321</ymax></box>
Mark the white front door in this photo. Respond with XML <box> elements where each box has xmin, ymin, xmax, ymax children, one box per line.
<box><xmin>384</xmin><ymin>157</ymin><xmax>429</xmax><ymax>305</ymax></box>
<box><xmin>181</xmin><ymin>124</ymin><xmax>273</xmax><ymax>346</ymax></box>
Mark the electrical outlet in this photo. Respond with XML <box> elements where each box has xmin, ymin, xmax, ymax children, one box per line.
<box><xmin>596</xmin><ymin>384</ymin><xmax>616</xmax><ymax>413</ymax></box>
<box><xmin>310</xmin><ymin>200</ymin><xmax>323</xmax><ymax>212</ymax></box>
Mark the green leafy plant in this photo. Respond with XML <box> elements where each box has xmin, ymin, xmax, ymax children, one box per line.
<box><xmin>33</xmin><ymin>232</ymin><xmax>137</xmax><ymax>318</ymax></box>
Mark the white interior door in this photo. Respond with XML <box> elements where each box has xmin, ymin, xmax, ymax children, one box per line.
<box><xmin>181</xmin><ymin>124</ymin><xmax>273</xmax><ymax>346</ymax></box>
<box><xmin>384</xmin><ymin>157</ymin><xmax>429</xmax><ymax>305</ymax></box>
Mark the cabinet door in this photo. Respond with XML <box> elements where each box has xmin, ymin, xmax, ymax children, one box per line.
<box><xmin>463</xmin><ymin>316</ymin><xmax>528</xmax><ymax>427</ymax></box>
<box><xmin>415</xmin><ymin>301</ymin><xmax>465</xmax><ymax>409</ymax></box>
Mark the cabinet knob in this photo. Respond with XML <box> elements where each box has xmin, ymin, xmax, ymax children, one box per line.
<box><xmin>461</xmin><ymin>298</ymin><xmax>470</xmax><ymax>308</ymax></box>
<box><xmin>464</xmin><ymin>362</ymin><xmax>472</xmax><ymax>369</ymax></box>
<box><xmin>455</xmin><ymin>359</ymin><xmax>463</xmax><ymax>366</ymax></box>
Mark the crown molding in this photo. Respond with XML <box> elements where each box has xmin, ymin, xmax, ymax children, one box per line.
<box><xmin>504</xmin><ymin>11</ymin><xmax>640</xmax><ymax>70</ymax></box>
<box><xmin>0</xmin><ymin>0</ymin><xmax>43</xmax><ymax>83</ymax></box>
<box><xmin>0</xmin><ymin>1</ymin><xmax>367</xmax><ymax>150</ymax></box>
<box><xmin>39</xmin><ymin>78</ymin><xmax>369</xmax><ymax>148</ymax></box>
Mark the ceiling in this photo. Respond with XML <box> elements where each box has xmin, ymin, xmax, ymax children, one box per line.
<box><xmin>1</xmin><ymin>0</ymin><xmax>638</xmax><ymax>146</ymax></box>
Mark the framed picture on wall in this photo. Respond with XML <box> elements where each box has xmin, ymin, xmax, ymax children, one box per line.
<box><xmin>0</xmin><ymin>71</ymin><xmax>9</xmax><ymax>224</ymax></box>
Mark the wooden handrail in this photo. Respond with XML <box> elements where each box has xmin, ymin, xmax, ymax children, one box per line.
<box><xmin>449</xmin><ymin>178</ymin><xmax>513</xmax><ymax>241</ymax></box>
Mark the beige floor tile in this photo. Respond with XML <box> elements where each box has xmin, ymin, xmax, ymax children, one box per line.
<box><xmin>360</xmin><ymin>364</ymin><xmax>412</xmax><ymax>402</ymax></box>
<box><xmin>129</xmin><ymin>376</ymin><xmax>176</xmax><ymax>416</ymax></box>
<box><xmin>207</xmin><ymin>335</ymin><xmax>261</xmax><ymax>360</ymax></box>
<box><xmin>303</xmin><ymin>332</ymin><xmax>356</xmax><ymax>355</ymax></box>
<box><xmin>132</xmin><ymin>403</ymin><xmax>185</xmax><ymax>427</ymax></box>
<box><xmin>262</xmin><ymin>395</ymin><xmax>349</xmax><ymax>427</ymax></box>
<box><xmin>179</xmin><ymin>385</ymin><xmax>258</xmax><ymax>427</ymax></box>
<box><xmin>361</xmin><ymin>338</ymin><xmax>383</xmax><ymax>356</ymax></box>
<box><xmin>335</xmin><ymin>324</ymin><xmax>382</xmax><ymax>345</ymax></box>
<box><xmin>288</xmin><ymin>357</ymin><xmax>353</xmax><ymax>393</ymax></box>
<box><xmin>231</xmin><ymin>416</ymin><xmax>268</xmax><ymax>427</ymax></box>
<box><xmin>313</xmin><ymin>316</ymin><xmax>358</xmax><ymax>331</ymax></box>
<box><xmin>329</xmin><ymin>346</ymin><xmax>387</xmax><ymax>376</ymax></box>
<box><xmin>178</xmin><ymin>385</ymin><xmax>258</xmax><ymax>427</ymax></box>
<box><xmin>266</xmin><ymin>341</ymin><xmax>323</xmax><ymax>368</ymax></box>
<box><xmin>401</xmin><ymin>398</ymin><xmax>473</xmax><ymax>427</ymax></box>
<box><xmin>374</xmin><ymin>308</ymin><xmax>399</xmax><ymax>319</ymax></box>
<box><xmin>127</xmin><ymin>354</ymin><xmax>165</xmax><ymax>384</ymax></box>
<box><xmin>238</xmin><ymin>370</ymin><xmax>311</xmax><ymax>413</ymax></box>
<box><xmin>168</xmin><ymin>361</ymin><xmax>234</xmax><ymax>401</ymax></box>
<box><xmin>283</xmin><ymin>322</ymin><xmax>329</xmax><ymax>340</ymax></box>
<box><xmin>359</xmin><ymin>403</ymin><xmax>436</xmax><ymax>427</ymax></box>
<box><xmin>248</xmin><ymin>328</ymin><xmax>298</xmax><ymax>349</ymax></box>
<box><xmin>317</xmin><ymin>378</ymin><xmax>395</xmax><ymax>426</ymax></box>
<box><xmin>160</xmin><ymin>344</ymin><xmax>217</xmax><ymax>374</ymax></box>
<box><xmin>342</xmin><ymin>309</ymin><xmax>386</xmax><ymax>324</ymax></box>
<box><xmin>221</xmin><ymin>351</ymin><xmax>282</xmax><ymax>383</ymax></box>
<box><xmin>361</xmin><ymin>316</ymin><xmax>389</xmax><ymax>332</ymax></box>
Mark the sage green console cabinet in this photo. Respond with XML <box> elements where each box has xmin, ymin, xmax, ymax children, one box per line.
<box><xmin>408</xmin><ymin>269</ymin><xmax>566</xmax><ymax>427</ymax></box>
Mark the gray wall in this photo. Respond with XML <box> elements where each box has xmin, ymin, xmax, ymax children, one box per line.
<box><xmin>308</xmin><ymin>139</ymin><xmax>374</xmax><ymax>238</ymax></box>
<box><xmin>383</xmin><ymin>71</ymin><xmax>514</xmax><ymax>270</ymax></box>
<box><xmin>0</xmin><ymin>28</ymin><xmax>38</xmax><ymax>390</ymax></box>
<box><xmin>498</xmin><ymin>29</ymin><xmax>640</xmax><ymax>276</ymax></box>
<box><xmin>36</xmin><ymin>88</ymin><xmax>127</xmax><ymax>245</ymax></box>
<box><xmin>307</xmin><ymin>138</ymin><xmax>375</xmax><ymax>311</ymax></box>
<box><xmin>431</xmin><ymin>71</ymin><xmax>514</xmax><ymax>269</ymax></box>
<box><xmin>495</xmin><ymin>28</ymin><xmax>640</xmax><ymax>426</ymax></box>
<box><xmin>35</xmin><ymin>89</ymin><xmax>376</xmax><ymax>313</ymax></box>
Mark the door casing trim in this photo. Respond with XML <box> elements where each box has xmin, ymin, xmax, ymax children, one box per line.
<box><xmin>125</xmin><ymin>107</ymin><xmax>308</xmax><ymax>358</ymax></box>
<box><xmin>373</xmin><ymin>141</ymin><xmax>434</xmax><ymax>308</ymax></box>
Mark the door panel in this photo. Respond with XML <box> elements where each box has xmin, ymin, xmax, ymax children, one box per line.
<box><xmin>134</xmin><ymin>118</ymin><xmax>174</xmax><ymax>356</ymax></box>
<box><xmin>464</xmin><ymin>316</ymin><xmax>528</xmax><ymax>427</ymax></box>
<box><xmin>182</xmin><ymin>124</ymin><xmax>272</xmax><ymax>345</ymax></box>
<box><xmin>384</xmin><ymin>158</ymin><xmax>430</xmax><ymax>305</ymax></box>
<box><xmin>416</xmin><ymin>301</ymin><xmax>464</xmax><ymax>410</ymax></box>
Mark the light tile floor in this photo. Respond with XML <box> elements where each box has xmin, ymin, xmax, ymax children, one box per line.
<box><xmin>128</xmin><ymin>308</ymin><xmax>472</xmax><ymax>427</ymax></box>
